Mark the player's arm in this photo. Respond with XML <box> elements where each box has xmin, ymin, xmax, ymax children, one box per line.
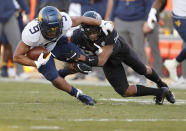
<box><xmin>13</xmin><ymin>41</ymin><xmax>36</xmax><ymax>67</ymax></box>
<box><xmin>70</xmin><ymin>16</ymin><xmax>114</xmax><ymax>35</ymax></box>
<box><xmin>70</xmin><ymin>16</ymin><xmax>101</xmax><ymax>27</ymax></box>
<box><xmin>97</xmin><ymin>45</ymin><xmax>113</xmax><ymax>66</ymax></box>
<box><xmin>147</xmin><ymin>0</ymin><xmax>164</xmax><ymax>29</ymax></box>
<box><xmin>83</xmin><ymin>44</ymin><xmax>113</xmax><ymax>67</ymax></box>
<box><xmin>152</xmin><ymin>0</ymin><xmax>164</xmax><ymax>10</ymax></box>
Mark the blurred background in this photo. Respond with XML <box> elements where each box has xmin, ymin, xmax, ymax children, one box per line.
<box><xmin>0</xmin><ymin>0</ymin><xmax>184</xmax><ymax>86</ymax></box>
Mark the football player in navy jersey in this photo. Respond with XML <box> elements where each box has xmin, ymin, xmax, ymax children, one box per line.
<box><xmin>61</xmin><ymin>11</ymin><xmax>175</xmax><ymax>105</ymax></box>
<box><xmin>13</xmin><ymin>6</ymin><xmax>114</xmax><ymax>106</ymax></box>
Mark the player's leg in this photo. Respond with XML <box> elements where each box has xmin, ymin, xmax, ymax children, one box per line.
<box><xmin>103</xmin><ymin>59</ymin><xmax>168</xmax><ymax>104</ymax></box>
<box><xmin>123</xmin><ymin>48</ymin><xmax>175</xmax><ymax>103</ymax></box>
<box><xmin>164</xmin><ymin>17</ymin><xmax>186</xmax><ymax>81</ymax></box>
<box><xmin>146</xmin><ymin>23</ymin><xmax>162</xmax><ymax>77</ymax></box>
<box><xmin>38</xmin><ymin>55</ymin><xmax>94</xmax><ymax>105</ymax></box>
<box><xmin>1</xmin><ymin>34</ymin><xmax>15</xmax><ymax>77</ymax></box>
<box><xmin>1</xmin><ymin>33</ymin><xmax>9</xmax><ymax>77</ymax></box>
<box><xmin>4</xmin><ymin>13</ymin><xmax>26</xmax><ymax>77</ymax></box>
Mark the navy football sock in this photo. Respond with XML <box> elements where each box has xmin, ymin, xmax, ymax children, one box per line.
<box><xmin>176</xmin><ymin>48</ymin><xmax>186</xmax><ymax>62</ymax></box>
<box><xmin>69</xmin><ymin>86</ymin><xmax>78</xmax><ymax>97</ymax></box>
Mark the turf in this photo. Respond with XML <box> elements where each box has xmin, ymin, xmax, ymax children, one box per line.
<box><xmin>0</xmin><ymin>81</ymin><xmax>186</xmax><ymax>131</ymax></box>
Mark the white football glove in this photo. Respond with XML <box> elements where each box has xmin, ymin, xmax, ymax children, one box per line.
<box><xmin>100</xmin><ymin>20</ymin><xmax>114</xmax><ymax>35</ymax></box>
<box><xmin>147</xmin><ymin>8</ymin><xmax>157</xmax><ymax>29</ymax></box>
<box><xmin>34</xmin><ymin>52</ymin><xmax>51</xmax><ymax>69</ymax></box>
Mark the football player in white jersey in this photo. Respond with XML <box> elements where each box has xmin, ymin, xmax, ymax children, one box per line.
<box><xmin>13</xmin><ymin>6</ymin><xmax>114</xmax><ymax>105</ymax></box>
<box><xmin>148</xmin><ymin>0</ymin><xmax>186</xmax><ymax>82</ymax></box>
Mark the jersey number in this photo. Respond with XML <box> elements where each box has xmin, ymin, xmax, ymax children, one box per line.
<box><xmin>62</xmin><ymin>16</ymin><xmax>67</xmax><ymax>21</ymax></box>
<box><xmin>29</xmin><ymin>25</ymin><xmax>39</xmax><ymax>34</ymax></box>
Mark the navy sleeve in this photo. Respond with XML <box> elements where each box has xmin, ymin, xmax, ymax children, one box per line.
<box><xmin>69</xmin><ymin>0</ymin><xmax>91</xmax><ymax>4</ymax></box>
<box><xmin>16</xmin><ymin>0</ymin><xmax>30</xmax><ymax>14</ymax></box>
<box><xmin>110</xmin><ymin>0</ymin><xmax>119</xmax><ymax>21</ymax></box>
<box><xmin>144</xmin><ymin>0</ymin><xmax>153</xmax><ymax>21</ymax></box>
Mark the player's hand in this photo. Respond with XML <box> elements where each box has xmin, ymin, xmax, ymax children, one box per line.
<box><xmin>61</xmin><ymin>51</ymin><xmax>80</xmax><ymax>62</ymax></box>
<box><xmin>143</xmin><ymin>22</ymin><xmax>153</xmax><ymax>35</ymax></box>
<box><xmin>147</xmin><ymin>8</ymin><xmax>157</xmax><ymax>29</ymax></box>
<box><xmin>94</xmin><ymin>43</ymin><xmax>103</xmax><ymax>55</ymax></box>
<box><xmin>74</xmin><ymin>62</ymin><xmax>92</xmax><ymax>74</ymax></box>
<box><xmin>34</xmin><ymin>52</ymin><xmax>51</xmax><ymax>69</ymax></box>
<box><xmin>100</xmin><ymin>20</ymin><xmax>114</xmax><ymax>35</ymax></box>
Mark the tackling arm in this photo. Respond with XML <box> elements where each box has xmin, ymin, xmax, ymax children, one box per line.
<box><xmin>70</xmin><ymin>16</ymin><xmax>114</xmax><ymax>35</ymax></box>
<box><xmin>85</xmin><ymin>45</ymin><xmax>113</xmax><ymax>67</ymax></box>
<box><xmin>71</xmin><ymin>16</ymin><xmax>101</xmax><ymax>27</ymax></box>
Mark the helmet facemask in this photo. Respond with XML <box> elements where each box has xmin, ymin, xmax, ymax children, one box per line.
<box><xmin>40</xmin><ymin>20</ymin><xmax>63</xmax><ymax>40</ymax></box>
<box><xmin>81</xmin><ymin>11</ymin><xmax>103</xmax><ymax>42</ymax></box>
<box><xmin>81</xmin><ymin>25</ymin><xmax>102</xmax><ymax>42</ymax></box>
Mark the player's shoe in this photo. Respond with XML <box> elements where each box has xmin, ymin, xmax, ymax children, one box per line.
<box><xmin>76</xmin><ymin>89</ymin><xmax>94</xmax><ymax>105</ymax></box>
<box><xmin>16</xmin><ymin>72</ymin><xmax>30</xmax><ymax>80</ymax></box>
<box><xmin>154</xmin><ymin>87</ymin><xmax>169</xmax><ymax>105</ymax></box>
<box><xmin>8</xmin><ymin>67</ymin><xmax>16</xmax><ymax>78</ymax></box>
<box><xmin>165</xmin><ymin>90</ymin><xmax>175</xmax><ymax>104</ymax></box>
<box><xmin>171</xmin><ymin>76</ymin><xmax>186</xmax><ymax>86</ymax></box>
<box><xmin>164</xmin><ymin>59</ymin><xmax>179</xmax><ymax>81</ymax></box>
<box><xmin>157</xmin><ymin>83</ymin><xmax>176</xmax><ymax>104</ymax></box>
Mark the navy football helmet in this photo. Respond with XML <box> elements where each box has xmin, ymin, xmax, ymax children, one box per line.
<box><xmin>81</xmin><ymin>11</ymin><xmax>102</xmax><ymax>41</ymax></box>
<box><xmin>38</xmin><ymin>6</ymin><xmax>63</xmax><ymax>40</ymax></box>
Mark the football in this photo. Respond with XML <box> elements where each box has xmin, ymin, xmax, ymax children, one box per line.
<box><xmin>27</xmin><ymin>46</ymin><xmax>49</xmax><ymax>60</ymax></box>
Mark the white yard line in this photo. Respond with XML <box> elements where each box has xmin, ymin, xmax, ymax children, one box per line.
<box><xmin>8</xmin><ymin>125</ymin><xmax>62</xmax><ymax>130</ymax></box>
<box><xmin>1</xmin><ymin>98</ymin><xmax>186</xmax><ymax>105</ymax></box>
<box><xmin>69</xmin><ymin>118</ymin><xmax>186</xmax><ymax>122</ymax></box>
<box><xmin>99</xmin><ymin>98</ymin><xmax>186</xmax><ymax>105</ymax></box>
<box><xmin>31</xmin><ymin>126</ymin><xmax>61</xmax><ymax>130</ymax></box>
<box><xmin>4</xmin><ymin>118</ymin><xmax>186</xmax><ymax>123</ymax></box>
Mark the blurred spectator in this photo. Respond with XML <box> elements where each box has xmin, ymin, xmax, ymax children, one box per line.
<box><xmin>0</xmin><ymin>0</ymin><xmax>30</xmax><ymax>79</ymax></box>
<box><xmin>143</xmin><ymin>0</ymin><xmax>168</xmax><ymax>77</ymax></box>
<box><xmin>147</xmin><ymin>0</ymin><xmax>186</xmax><ymax>85</ymax></box>
<box><xmin>35</xmin><ymin>0</ymin><xmax>70</xmax><ymax>18</ymax></box>
<box><xmin>0</xmin><ymin>33</ymin><xmax>15</xmax><ymax>77</ymax></box>
<box><xmin>144</xmin><ymin>22</ymin><xmax>163</xmax><ymax>77</ymax></box>
<box><xmin>111</xmin><ymin>0</ymin><xmax>152</xmax><ymax>84</ymax></box>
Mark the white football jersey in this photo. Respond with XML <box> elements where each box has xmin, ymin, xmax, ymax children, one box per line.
<box><xmin>172</xmin><ymin>0</ymin><xmax>186</xmax><ymax>17</ymax></box>
<box><xmin>22</xmin><ymin>12</ymin><xmax>72</xmax><ymax>51</ymax></box>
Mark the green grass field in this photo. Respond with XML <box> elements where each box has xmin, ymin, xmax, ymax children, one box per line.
<box><xmin>0</xmin><ymin>81</ymin><xmax>186</xmax><ymax>131</ymax></box>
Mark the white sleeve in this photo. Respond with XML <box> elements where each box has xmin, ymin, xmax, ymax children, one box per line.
<box><xmin>61</xmin><ymin>12</ymin><xmax>72</xmax><ymax>34</ymax></box>
<box><xmin>21</xmin><ymin>20</ymin><xmax>40</xmax><ymax>47</ymax></box>
<box><xmin>22</xmin><ymin>29</ymin><xmax>35</xmax><ymax>47</ymax></box>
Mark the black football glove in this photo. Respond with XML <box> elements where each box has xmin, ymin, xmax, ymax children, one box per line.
<box><xmin>74</xmin><ymin>62</ymin><xmax>92</xmax><ymax>74</ymax></box>
<box><xmin>60</xmin><ymin>51</ymin><xmax>80</xmax><ymax>62</ymax></box>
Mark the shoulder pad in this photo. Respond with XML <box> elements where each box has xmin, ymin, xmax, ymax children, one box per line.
<box><xmin>22</xmin><ymin>19</ymin><xmax>41</xmax><ymax>46</ymax></box>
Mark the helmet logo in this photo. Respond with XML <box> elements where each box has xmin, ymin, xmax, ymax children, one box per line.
<box><xmin>38</xmin><ymin>13</ymin><xmax>43</xmax><ymax>22</ymax></box>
